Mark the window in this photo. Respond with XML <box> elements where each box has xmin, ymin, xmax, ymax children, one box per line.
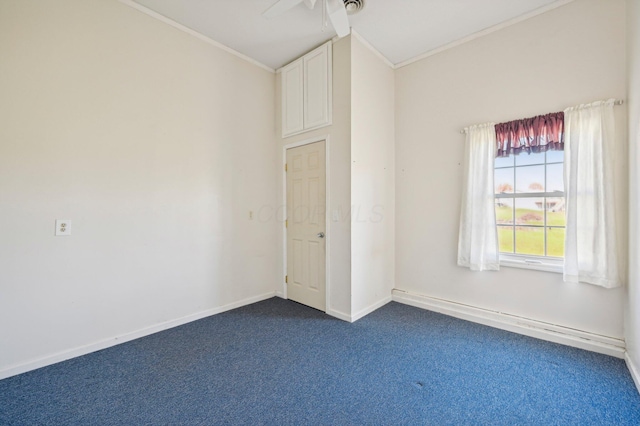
<box><xmin>494</xmin><ymin>150</ymin><xmax>565</xmax><ymax>272</ymax></box>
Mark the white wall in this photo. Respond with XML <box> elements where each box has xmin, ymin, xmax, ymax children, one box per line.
<box><xmin>626</xmin><ymin>0</ymin><xmax>640</xmax><ymax>382</ymax></box>
<box><xmin>395</xmin><ymin>0</ymin><xmax>627</xmax><ymax>339</ymax></box>
<box><xmin>350</xmin><ymin>34</ymin><xmax>395</xmax><ymax>318</ymax></box>
<box><xmin>276</xmin><ymin>37</ymin><xmax>353</xmax><ymax>319</ymax></box>
<box><xmin>2</xmin><ymin>0</ymin><xmax>632</xmax><ymax>380</ymax></box>
<box><xmin>0</xmin><ymin>0</ymin><xmax>277</xmax><ymax>377</ymax></box>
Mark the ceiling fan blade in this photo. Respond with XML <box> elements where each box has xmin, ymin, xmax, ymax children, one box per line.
<box><xmin>325</xmin><ymin>0</ymin><xmax>350</xmax><ymax>37</ymax></box>
<box><xmin>263</xmin><ymin>0</ymin><xmax>305</xmax><ymax>18</ymax></box>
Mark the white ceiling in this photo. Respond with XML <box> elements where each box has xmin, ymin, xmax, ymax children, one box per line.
<box><xmin>131</xmin><ymin>0</ymin><xmax>568</xmax><ymax>70</ymax></box>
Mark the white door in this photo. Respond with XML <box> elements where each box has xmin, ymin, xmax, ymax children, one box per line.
<box><xmin>286</xmin><ymin>141</ymin><xmax>326</xmax><ymax>311</ymax></box>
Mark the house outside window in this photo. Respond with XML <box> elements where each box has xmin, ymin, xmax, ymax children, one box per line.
<box><xmin>494</xmin><ymin>150</ymin><xmax>565</xmax><ymax>272</ymax></box>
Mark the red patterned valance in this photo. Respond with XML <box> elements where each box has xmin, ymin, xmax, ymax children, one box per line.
<box><xmin>495</xmin><ymin>112</ymin><xmax>564</xmax><ymax>158</ymax></box>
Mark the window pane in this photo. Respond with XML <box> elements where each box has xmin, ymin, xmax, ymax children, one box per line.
<box><xmin>494</xmin><ymin>147</ymin><xmax>565</xmax><ymax>261</ymax></box>
<box><xmin>515</xmin><ymin>151</ymin><xmax>545</xmax><ymax>166</ymax></box>
<box><xmin>515</xmin><ymin>165</ymin><xmax>545</xmax><ymax>193</ymax></box>
<box><xmin>546</xmin><ymin>197</ymin><xmax>566</xmax><ymax>226</ymax></box>
<box><xmin>546</xmin><ymin>149</ymin><xmax>564</xmax><ymax>164</ymax></box>
<box><xmin>547</xmin><ymin>227</ymin><xmax>565</xmax><ymax>257</ymax></box>
<box><xmin>494</xmin><ymin>168</ymin><xmax>514</xmax><ymax>194</ymax></box>
<box><xmin>495</xmin><ymin>198</ymin><xmax>513</xmax><ymax>225</ymax></box>
<box><xmin>498</xmin><ymin>226</ymin><xmax>514</xmax><ymax>253</ymax></box>
<box><xmin>515</xmin><ymin>227</ymin><xmax>544</xmax><ymax>256</ymax></box>
<box><xmin>515</xmin><ymin>198</ymin><xmax>544</xmax><ymax>226</ymax></box>
<box><xmin>546</xmin><ymin>163</ymin><xmax>564</xmax><ymax>193</ymax></box>
<box><xmin>495</xmin><ymin>155</ymin><xmax>514</xmax><ymax>168</ymax></box>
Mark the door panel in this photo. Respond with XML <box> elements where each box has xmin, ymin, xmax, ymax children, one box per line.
<box><xmin>286</xmin><ymin>141</ymin><xmax>326</xmax><ymax>311</ymax></box>
<box><xmin>282</xmin><ymin>60</ymin><xmax>304</xmax><ymax>137</ymax></box>
<box><xmin>303</xmin><ymin>46</ymin><xmax>329</xmax><ymax>129</ymax></box>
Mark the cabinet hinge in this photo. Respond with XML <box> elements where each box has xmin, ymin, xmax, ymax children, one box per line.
<box><xmin>284</xmin><ymin>163</ymin><xmax>287</xmax><ymax>172</ymax></box>
<box><xmin>285</xmin><ymin>275</ymin><xmax>288</xmax><ymax>283</ymax></box>
<box><xmin>285</xmin><ymin>219</ymin><xmax>288</xmax><ymax>228</ymax></box>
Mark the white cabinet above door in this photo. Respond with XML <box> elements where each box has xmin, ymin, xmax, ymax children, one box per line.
<box><xmin>304</xmin><ymin>46</ymin><xmax>330</xmax><ymax>130</ymax></box>
<box><xmin>281</xmin><ymin>42</ymin><xmax>332</xmax><ymax>138</ymax></box>
<box><xmin>282</xmin><ymin>60</ymin><xmax>304</xmax><ymax>136</ymax></box>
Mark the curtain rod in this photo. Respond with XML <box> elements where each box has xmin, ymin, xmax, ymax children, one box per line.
<box><xmin>459</xmin><ymin>99</ymin><xmax>624</xmax><ymax>134</ymax></box>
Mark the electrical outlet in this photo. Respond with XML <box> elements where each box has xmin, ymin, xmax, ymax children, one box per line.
<box><xmin>55</xmin><ymin>220</ymin><xmax>71</xmax><ymax>236</ymax></box>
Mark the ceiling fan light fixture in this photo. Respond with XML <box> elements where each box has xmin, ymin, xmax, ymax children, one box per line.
<box><xmin>343</xmin><ymin>0</ymin><xmax>364</xmax><ymax>15</ymax></box>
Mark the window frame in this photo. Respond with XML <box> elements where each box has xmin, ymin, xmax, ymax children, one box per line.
<box><xmin>494</xmin><ymin>151</ymin><xmax>565</xmax><ymax>274</ymax></box>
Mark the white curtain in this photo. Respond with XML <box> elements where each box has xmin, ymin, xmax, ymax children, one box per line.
<box><xmin>458</xmin><ymin>123</ymin><xmax>500</xmax><ymax>271</ymax></box>
<box><xmin>563</xmin><ymin>99</ymin><xmax>621</xmax><ymax>288</ymax></box>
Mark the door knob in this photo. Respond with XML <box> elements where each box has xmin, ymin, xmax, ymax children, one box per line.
<box><xmin>317</xmin><ymin>232</ymin><xmax>325</xmax><ymax>238</ymax></box>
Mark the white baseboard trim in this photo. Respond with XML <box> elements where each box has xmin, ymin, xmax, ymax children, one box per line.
<box><xmin>326</xmin><ymin>308</ymin><xmax>351</xmax><ymax>322</ymax></box>
<box><xmin>625</xmin><ymin>352</ymin><xmax>640</xmax><ymax>394</ymax></box>
<box><xmin>0</xmin><ymin>291</ymin><xmax>276</xmax><ymax>381</ymax></box>
<box><xmin>325</xmin><ymin>296</ymin><xmax>392</xmax><ymax>323</ymax></box>
<box><xmin>392</xmin><ymin>289</ymin><xmax>625</xmax><ymax>358</ymax></box>
<box><xmin>351</xmin><ymin>296</ymin><xmax>392</xmax><ymax>323</ymax></box>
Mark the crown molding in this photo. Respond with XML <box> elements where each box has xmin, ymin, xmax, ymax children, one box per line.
<box><xmin>395</xmin><ymin>0</ymin><xmax>576</xmax><ymax>69</ymax></box>
<box><xmin>119</xmin><ymin>0</ymin><xmax>576</xmax><ymax>74</ymax></box>
<box><xmin>118</xmin><ymin>0</ymin><xmax>275</xmax><ymax>73</ymax></box>
<box><xmin>350</xmin><ymin>29</ymin><xmax>395</xmax><ymax>69</ymax></box>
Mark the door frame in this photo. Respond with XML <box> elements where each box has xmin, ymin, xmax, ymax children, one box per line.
<box><xmin>282</xmin><ymin>134</ymin><xmax>331</xmax><ymax>312</ymax></box>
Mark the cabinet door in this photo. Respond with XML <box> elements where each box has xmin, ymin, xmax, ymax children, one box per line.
<box><xmin>303</xmin><ymin>43</ymin><xmax>330</xmax><ymax>130</ymax></box>
<box><xmin>282</xmin><ymin>59</ymin><xmax>304</xmax><ymax>137</ymax></box>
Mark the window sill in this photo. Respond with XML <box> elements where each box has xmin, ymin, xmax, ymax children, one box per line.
<box><xmin>499</xmin><ymin>255</ymin><xmax>563</xmax><ymax>274</ymax></box>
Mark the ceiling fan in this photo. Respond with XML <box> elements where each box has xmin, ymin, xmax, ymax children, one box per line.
<box><xmin>263</xmin><ymin>0</ymin><xmax>351</xmax><ymax>38</ymax></box>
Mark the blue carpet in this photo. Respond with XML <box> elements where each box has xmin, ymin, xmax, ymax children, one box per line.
<box><xmin>1</xmin><ymin>298</ymin><xmax>639</xmax><ymax>425</ymax></box>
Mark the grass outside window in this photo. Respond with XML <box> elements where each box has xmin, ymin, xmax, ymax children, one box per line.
<box><xmin>494</xmin><ymin>150</ymin><xmax>565</xmax><ymax>260</ymax></box>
